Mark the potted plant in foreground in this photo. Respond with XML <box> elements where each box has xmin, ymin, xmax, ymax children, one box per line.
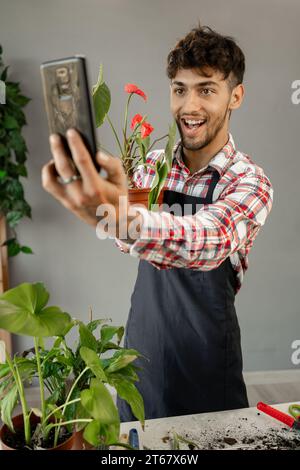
<box><xmin>92</xmin><ymin>65</ymin><xmax>177</xmax><ymax>210</ymax></box>
<box><xmin>0</xmin><ymin>282</ymin><xmax>145</xmax><ymax>450</ymax></box>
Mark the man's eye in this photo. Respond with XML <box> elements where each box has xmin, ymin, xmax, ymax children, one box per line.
<box><xmin>201</xmin><ymin>88</ymin><xmax>213</xmax><ymax>95</ymax></box>
<box><xmin>174</xmin><ymin>88</ymin><xmax>184</xmax><ymax>95</ymax></box>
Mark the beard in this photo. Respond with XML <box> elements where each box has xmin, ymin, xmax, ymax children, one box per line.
<box><xmin>176</xmin><ymin>105</ymin><xmax>230</xmax><ymax>152</ymax></box>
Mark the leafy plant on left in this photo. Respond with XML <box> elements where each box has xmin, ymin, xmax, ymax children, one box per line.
<box><xmin>0</xmin><ymin>44</ymin><xmax>33</xmax><ymax>257</ymax></box>
<box><xmin>0</xmin><ymin>282</ymin><xmax>145</xmax><ymax>449</ymax></box>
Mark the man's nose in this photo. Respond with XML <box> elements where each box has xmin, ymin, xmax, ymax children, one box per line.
<box><xmin>182</xmin><ymin>90</ymin><xmax>202</xmax><ymax>113</ymax></box>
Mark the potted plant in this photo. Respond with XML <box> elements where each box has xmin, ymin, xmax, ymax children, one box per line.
<box><xmin>92</xmin><ymin>65</ymin><xmax>177</xmax><ymax>210</ymax></box>
<box><xmin>0</xmin><ymin>282</ymin><xmax>145</xmax><ymax>450</ymax></box>
<box><xmin>0</xmin><ymin>45</ymin><xmax>33</xmax><ymax>258</ymax></box>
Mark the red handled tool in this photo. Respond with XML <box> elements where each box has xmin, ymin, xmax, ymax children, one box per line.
<box><xmin>257</xmin><ymin>402</ymin><xmax>300</xmax><ymax>430</ymax></box>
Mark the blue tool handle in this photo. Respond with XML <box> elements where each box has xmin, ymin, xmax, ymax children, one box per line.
<box><xmin>129</xmin><ymin>428</ymin><xmax>139</xmax><ymax>449</ymax></box>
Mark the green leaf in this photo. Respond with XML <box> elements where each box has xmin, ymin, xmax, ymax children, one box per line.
<box><xmin>0</xmin><ymin>282</ymin><xmax>73</xmax><ymax>337</ymax></box>
<box><xmin>78</xmin><ymin>322</ymin><xmax>98</xmax><ymax>352</ymax></box>
<box><xmin>20</xmin><ymin>246</ymin><xmax>33</xmax><ymax>254</ymax></box>
<box><xmin>111</xmin><ymin>379</ymin><xmax>144</xmax><ymax>427</ymax></box>
<box><xmin>83</xmin><ymin>419</ymin><xmax>119</xmax><ymax>448</ymax></box>
<box><xmin>0</xmin><ymin>66</ymin><xmax>8</xmax><ymax>81</ymax></box>
<box><xmin>164</xmin><ymin>120</ymin><xmax>177</xmax><ymax>173</ymax></box>
<box><xmin>92</xmin><ymin>64</ymin><xmax>111</xmax><ymax>127</ymax></box>
<box><xmin>86</xmin><ymin>318</ymin><xmax>111</xmax><ymax>333</ymax></box>
<box><xmin>6</xmin><ymin>210</ymin><xmax>23</xmax><ymax>228</ymax></box>
<box><xmin>6</xmin><ymin>179</ymin><xmax>24</xmax><ymax>199</ymax></box>
<box><xmin>81</xmin><ymin>377</ymin><xmax>120</xmax><ymax>425</ymax></box>
<box><xmin>3</xmin><ymin>115</ymin><xmax>18</xmax><ymax>129</ymax></box>
<box><xmin>0</xmin><ymin>363</ymin><xmax>10</xmax><ymax>378</ymax></box>
<box><xmin>100</xmin><ymin>325</ymin><xmax>124</xmax><ymax>347</ymax></box>
<box><xmin>108</xmin><ymin>364</ymin><xmax>139</xmax><ymax>383</ymax></box>
<box><xmin>16</xmin><ymin>164</ymin><xmax>27</xmax><ymax>177</ymax></box>
<box><xmin>148</xmin><ymin>160</ymin><xmax>168</xmax><ymax>209</ymax></box>
<box><xmin>79</xmin><ymin>346</ymin><xmax>107</xmax><ymax>382</ymax></box>
<box><xmin>9</xmin><ymin>130</ymin><xmax>26</xmax><ymax>153</ymax></box>
<box><xmin>0</xmin><ymin>144</ymin><xmax>8</xmax><ymax>157</ymax></box>
<box><xmin>147</xmin><ymin>121</ymin><xmax>176</xmax><ymax>209</ymax></box>
<box><xmin>0</xmin><ymin>384</ymin><xmax>18</xmax><ymax>432</ymax></box>
<box><xmin>105</xmin><ymin>349</ymin><xmax>140</xmax><ymax>374</ymax></box>
<box><xmin>12</xmin><ymin>94</ymin><xmax>30</xmax><ymax>107</ymax></box>
<box><xmin>0</xmin><ymin>169</ymin><xmax>7</xmax><ymax>180</ymax></box>
<box><xmin>14</xmin><ymin>151</ymin><xmax>27</xmax><ymax>164</ymax></box>
<box><xmin>7</xmin><ymin>239</ymin><xmax>21</xmax><ymax>257</ymax></box>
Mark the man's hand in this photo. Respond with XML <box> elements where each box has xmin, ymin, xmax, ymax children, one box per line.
<box><xmin>42</xmin><ymin>128</ymin><xmax>142</xmax><ymax>240</ymax></box>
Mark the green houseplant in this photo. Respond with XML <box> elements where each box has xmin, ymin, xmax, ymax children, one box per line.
<box><xmin>0</xmin><ymin>282</ymin><xmax>145</xmax><ymax>450</ymax></box>
<box><xmin>0</xmin><ymin>45</ymin><xmax>33</xmax><ymax>257</ymax></box>
<box><xmin>92</xmin><ymin>65</ymin><xmax>177</xmax><ymax>210</ymax></box>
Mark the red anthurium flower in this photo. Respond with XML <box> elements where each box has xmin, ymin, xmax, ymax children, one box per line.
<box><xmin>131</xmin><ymin>113</ymin><xmax>143</xmax><ymax>130</ymax></box>
<box><xmin>124</xmin><ymin>83</ymin><xmax>147</xmax><ymax>101</ymax></box>
<box><xmin>141</xmin><ymin>122</ymin><xmax>154</xmax><ymax>139</ymax></box>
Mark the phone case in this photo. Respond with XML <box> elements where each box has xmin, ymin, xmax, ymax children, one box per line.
<box><xmin>40</xmin><ymin>55</ymin><xmax>98</xmax><ymax>167</ymax></box>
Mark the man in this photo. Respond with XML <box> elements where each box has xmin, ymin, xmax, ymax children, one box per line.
<box><xmin>42</xmin><ymin>25</ymin><xmax>273</xmax><ymax>422</ymax></box>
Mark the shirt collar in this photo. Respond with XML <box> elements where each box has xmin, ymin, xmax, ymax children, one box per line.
<box><xmin>173</xmin><ymin>133</ymin><xmax>236</xmax><ymax>177</ymax></box>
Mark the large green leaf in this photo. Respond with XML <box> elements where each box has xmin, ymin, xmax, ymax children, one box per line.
<box><xmin>111</xmin><ymin>379</ymin><xmax>144</xmax><ymax>427</ymax></box>
<box><xmin>100</xmin><ymin>325</ymin><xmax>124</xmax><ymax>347</ymax></box>
<box><xmin>0</xmin><ymin>282</ymin><xmax>73</xmax><ymax>337</ymax></box>
<box><xmin>81</xmin><ymin>378</ymin><xmax>119</xmax><ymax>425</ymax></box>
<box><xmin>92</xmin><ymin>64</ymin><xmax>111</xmax><ymax>128</ymax></box>
<box><xmin>83</xmin><ymin>419</ymin><xmax>119</xmax><ymax>447</ymax></box>
<box><xmin>80</xmin><ymin>346</ymin><xmax>107</xmax><ymax>382</ymax></box>
<box><xmin>78</xmin><ymin>322</ymin><xmax>98</xmax><ymax>351</ymax></box>
<box><xmin>0</xmin><ymin>384</ymin><xmax>18</xmax><ymax>432</ymax></box>
<box><xmin>105</xmin><ymin>349</ymin><xmax>140</xmax><ymax>374</ymax></box>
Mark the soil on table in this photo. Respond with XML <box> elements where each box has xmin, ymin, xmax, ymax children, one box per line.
<box><xmin>160</xmin><ymin>415</ymin><xmax>300</xmax><ymax>450</ymax></box>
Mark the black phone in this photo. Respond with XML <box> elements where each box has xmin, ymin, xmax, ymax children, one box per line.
<box><xmin>40</xmin><ymin>55</ymin><xmax>99</xmax><ymax>171</ymax></box>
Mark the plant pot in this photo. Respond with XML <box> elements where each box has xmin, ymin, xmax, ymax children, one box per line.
<box><xmin>0</xmin><ymin>413</ymin><xmax>76</xmax><ymax>451</ymax></box>
<box><xmin>73</xmin><ymin>429</ymin><xmax>95</xmax><ymax>450</ymax></box>
<box><xmin>128</xmin><ymin>187</ymin><xmax>165</xmax><ymax>209</ymax></box>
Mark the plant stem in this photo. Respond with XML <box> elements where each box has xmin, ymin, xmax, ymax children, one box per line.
<box><xmin>47</xmin><ymin>419</ymin><xmax>92</xmax><ymax>433</ymax></box>
<box><xmin>34</xmin><ymin>337</ymin><xmax>46</xmax><ymax>424</ymax></box>
<box><xmin>123</xmin><ymin>94</ymin><xmax>133</xmax><ymax>141</ymax></box>
<box><xmin>6</xmin><ymin>353</ymin><xmax>31</xmax><ymax>445</ymax></box>
<box><xmin>45</xmin><ymin>398</ymin><xmax>81</xmax><ymax>422</ymax></box>
<box><xmin>106</xmin><ymin>115</ymin><xmax>124</xmax><ymax>157</ymax></box>
<box><xmin>54</xmin><ymin>366</ymin><xmax>90</xmax><ymax>446</ymax></box>
<box><xmin>147</xmin><ymin>134</ymin><xmax>169</xmax><ymax>153</ymax></box>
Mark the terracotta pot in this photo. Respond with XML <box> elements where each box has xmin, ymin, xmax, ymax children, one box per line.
<box><xmin>72</xmin><ymin>429</ymin><xmax>95</xmax><ymax>450</ymax></box>
<box><xmin>128</xmin><ymin>187</ymin><xmax>165</xmax><ymax>209</ymax></box>
<box><xmin>0</xmin><ymin>413</ymin><xmax>76</xmax><ymax>451</ymax></box>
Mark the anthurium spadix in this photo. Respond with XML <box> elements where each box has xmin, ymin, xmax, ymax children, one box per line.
<box><xmin>0</xmin><ymin>282</ymin><xmax>73</xmax><ymax>337</ymax></box>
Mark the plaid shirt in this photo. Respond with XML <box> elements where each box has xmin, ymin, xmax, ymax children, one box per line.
<box><xmin>115</xmin><ymin>133</ymin><xmax>273</xmax><ymax>294</ymax></box>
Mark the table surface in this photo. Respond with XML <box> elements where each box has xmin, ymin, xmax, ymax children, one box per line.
<box><xmin>120</xmin><ymin>401</ymin><xmax>300</xmax><ymax>450</ymax></box>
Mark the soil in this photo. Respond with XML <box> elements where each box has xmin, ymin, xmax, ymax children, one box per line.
<box><xmin>164</xmin><ymin>415</ymin><xmax>300</xmax><ymax>450</ymax></box>
<box><xmin>2</xmin><ymin>422</ymin><xmax>72</xmax><ymax>450</ymax></box>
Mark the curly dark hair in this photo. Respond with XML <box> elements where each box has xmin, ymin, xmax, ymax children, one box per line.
<box><xmin>166</xmin><ymin>23</ymin><xmax>245</xmax><ymax>90</ymax></box>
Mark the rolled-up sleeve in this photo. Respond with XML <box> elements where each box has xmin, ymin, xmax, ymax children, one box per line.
<box><xmin>115</xmin><ymin>170</ymin><xmax>273</xmax><ymax>271</ymax></box>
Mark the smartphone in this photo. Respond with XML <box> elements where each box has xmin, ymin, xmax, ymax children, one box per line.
<box><xmin>40</xmin><ymin>55</ymin><xmax>99</xmax><ymax>171</ymax></box>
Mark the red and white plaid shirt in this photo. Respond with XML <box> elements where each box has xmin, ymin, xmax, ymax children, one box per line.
<box><xmin>115</xmin><ymin>133</ymin><xmax>273</xmax><ymax>294</ymax></box>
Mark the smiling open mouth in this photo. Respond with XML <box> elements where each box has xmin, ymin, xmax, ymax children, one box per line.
<box><xmin>181</xmin><ymin>118</ymin><xmax>207</xmax><ymax>136</ymax></box>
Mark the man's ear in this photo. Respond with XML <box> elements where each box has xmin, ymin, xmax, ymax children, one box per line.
<box><xmin>229</xmin><ymin>83</ymin><xmax>245</xmax><ymax>111</ymax></box>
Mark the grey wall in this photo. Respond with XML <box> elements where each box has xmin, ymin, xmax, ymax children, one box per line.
<box><xmin>1</xmin><ymin>0</ymin><xmax>299</xmax><ymax>370</ymax></box>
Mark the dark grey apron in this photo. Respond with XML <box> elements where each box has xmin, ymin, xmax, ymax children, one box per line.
<box><xmin>117</xmin><ymin>169</ymin><xmax>249</xmax><ymax>421</ymax></box>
